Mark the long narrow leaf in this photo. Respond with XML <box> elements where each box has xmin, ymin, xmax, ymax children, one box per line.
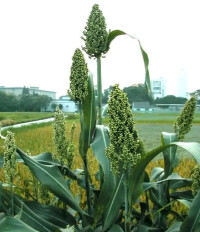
<box><xmin>0</xmin><ymin>216</ymin><xmax>39</xmax><ymax>232</ymax></box>
<box><xmin>79</xmin><ymin>72</ymin><xmax>96</xmax><ymax>157</ymax></box>
<box><xmin>16</xmin><ymin>148</ymin><xmax>83</xmax><ymax>214</ymax></box>
<box><xmin>102</xmin><ymin>174</ymin><xmax>124</xmax><ymax>232</ymax></box>
<box><xmin>143</xmin><ymin>173</ymin><xmax>191</xmax><ymax>191</ymax></box>
<box><xmin>161</xmin><ymin>132</ymin><xmax>178</xmax><ymax>176</ymax></box>
<box><xmin>107</xmin><ymin>224</ymin><xmax>124</xmax><ymax>232</ymax></box>
<box><xmin>180</xmin><ymin>190</ymin><xmax>200</xmax><ymax>232</ymax></box>
<box><xmin>91</xmin><ymin>125</ymin><xmax>115</xmax><ymax>222</ymax></box>
<box><xmin>129</xmin><ymin>142</ymin><xmax>200</xmax><ymax>206</ymax></box>
<box><xmin>106</xmin><ymin>30</ymin><xmax>151</xmax><ymax>95</ymax></box>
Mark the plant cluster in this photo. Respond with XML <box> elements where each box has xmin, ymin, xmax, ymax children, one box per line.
<box><xmin>0</xmin><ymin>4</ymin><xmax>200</xmax><ymax>232</ymax></box>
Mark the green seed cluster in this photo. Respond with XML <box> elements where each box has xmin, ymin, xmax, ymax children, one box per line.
<box><xmin>3</xmin><ymin>131</ymin><xmax>17</xmax><ymax>184</ymax></box>
<box><xmin>68</xmin><ymin>48</ymin><xmax>89</xmax><ymax>102</ymax></box>
<box><xmin>82</xmin><ymin>4</ymin><xmax>108</xmax><ymax>58</ymax></box>
<box><xmin>174</xmin><ymin>96</ymin><xmax>196</xmax><ymax>141</ymax></box>
<box><xmin>106</xmin><ymin>84</ymin><xmax>143</xmax><ymax>174</ymax></box>
<box><xmin>53</xmin><ymin>107</ymin><xmax>75</xmax><ymax>168</ymax></box>
<box><xmin>191</xmin><ymin>165</ymin><xmax>200</xmax><ymax>196</ymax></box>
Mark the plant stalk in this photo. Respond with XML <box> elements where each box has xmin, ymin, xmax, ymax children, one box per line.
<box><xmin>83</xmin><ymin>158</ymin><xmax>91</xmax><ymax>215</ymax></box>
<box><xmin>97</xmin><ymin>55</ymin><xmax>102</xmax><ymax>125</ymax></box>
<box><xmin>79</xmin><ymin>102</ymin><xmax>92</xmax><ymax>215</ymax></box>
<box><xmin>11</xmin><ymin>176</ymin><xmax>14</xmax><ymax>216</ymax></box>
<box><xmin>124</xmin><ymin>173</ymin><xmax>131</xmax><ymax>232</ymax></box>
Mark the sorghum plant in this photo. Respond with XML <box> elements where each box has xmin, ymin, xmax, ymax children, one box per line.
<box><xmin>1</xmin><ymin>4</ymin><xmax>200</xmax><ymax>232</ymax></box>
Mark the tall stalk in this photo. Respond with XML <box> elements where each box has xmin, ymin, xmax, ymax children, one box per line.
<box><xmin>79</xmin><ymin>103</ymin><xmax>92</xmax><ymax>215</ymax></box>
<box><xmin>97</xmin><ymin>55</ymin><xmax>102</xmax><ymax>125</ymax></box>
<box><xmin>124</xmin><ymin>172</ymin><xmax>131</xmax><ymax>232</ymax></box>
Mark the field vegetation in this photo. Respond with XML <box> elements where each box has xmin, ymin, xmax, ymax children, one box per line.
<box><xmin>0</xmin><ymin>112</ymin><xmax>55</xmax><ymax>126</ymax></box>
<box><xmin>1</xmin><ymin>4</ymin><xmax>200</xmax><ymax>231</ymax></box>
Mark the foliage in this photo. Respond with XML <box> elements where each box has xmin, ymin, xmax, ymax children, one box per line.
<box><xmin>0</xmin><ymin>112</ymin><xmax>54</xmax><ymax>127</ymax></box>
<box><xmin>102</xmin><ymin>86</ymin><xmax>113</xmax><ymax>104</ymax></box>
<box><xmin>0</xmin><ymin>90</ymin><xmax>51</xmax><ymax>112</ymax></box>
<box><xmin>123</xmin><ymin>84</ymin><xmax>153</xmax><ymax>104</ymax></box>
<box><xmin>0</xmin><ymin>4</ymin><xmax>200</xmax><ymax>232</ymax></box>
<box><xmin>155</xmin><ymin>95</ymin><xmax>187</xmax><ymax>104</ymax></box>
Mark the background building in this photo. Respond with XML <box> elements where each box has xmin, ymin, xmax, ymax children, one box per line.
<box><xmin>151</xmin><ymin>77</ymin><xmax>166</xmax><ymax>99</ymax></box>
<box><xmin>45</xmin><ymin>96</ymin><xmax>78</xmax><ymax>112</ymax></box>
<box><xmin>0</xmin><ymin>86</ymin><xmax>56</xmax><ymax>99</ymax></box>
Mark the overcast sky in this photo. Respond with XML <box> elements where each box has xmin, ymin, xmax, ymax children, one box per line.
<box><xmin>0</xmin><ymin>0</ymin><xmax>199</xmax><ymax>98</ymax></box>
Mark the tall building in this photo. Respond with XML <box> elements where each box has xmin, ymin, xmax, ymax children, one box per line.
<box><xmin>177</xmin><ymin>68</ymin><xmax>188</xmax><ymax>98</ymax></box>
<box><xmin>151</xmin><ymin>77</ymin><xmax>166</xmax><ymax>99</ymax></box>
<box><xmin>0</xmin><ymin>86</ymin><xmax>56</xmax><ymax>99</ymax></box>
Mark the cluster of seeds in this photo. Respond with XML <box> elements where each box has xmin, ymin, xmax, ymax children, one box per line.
<box><xmin>106</xmin><ymin>84</ymin><xmax>144</xmax><ymax>174</ymax></box>
<box><xmin>82</xmin><ymin>4</ymin><xmax>108</xmax><ymax>58</ymax></box>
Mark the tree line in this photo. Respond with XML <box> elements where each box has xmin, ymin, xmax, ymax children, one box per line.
<box><xmin>102</xmin><ymin>85</ymin><xmax>188</xmax><ymax>104</ymax></box>
<box><xmin>0</xmin><ymin>87</ymin><xmax>51</xmax><ymax>112</ymax></box>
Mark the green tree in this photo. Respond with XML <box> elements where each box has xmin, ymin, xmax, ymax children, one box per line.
<box><xmin>102</xmin><ymin>85</ymin><xmax>113</xmax><ymax>104</ymax></box>
<box><xmin>155</xmin><ymin>95</ymin><xmax>187</xmax><ymax>104</ymax></box>
<box><xmin>123</xmin><ymin>85</ymin><xmax>151</xmax><ymax>103</ymax></box>
<box><xmin>0</xmin><ymin>91</ymin><xmax>18</xmax><ymax>112</ymax></box>
<box><xmin>51</xmin><ymin>103</ymin><xmax>57</xmax><ymax>111</ymax></box>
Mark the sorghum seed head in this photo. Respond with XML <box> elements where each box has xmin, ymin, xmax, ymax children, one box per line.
<box><xmin>82</xmin><ymin>4</ymin><xmax>108</xmax><ymax>58</ymax></box>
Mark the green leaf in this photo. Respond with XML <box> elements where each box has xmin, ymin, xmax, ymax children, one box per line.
<box><xmin>107</xmin><ymin>224</ymin><xmax>124</xmax><ymax>232</ymax></box>
<box><xmin>178</xmin><ymin>199</ymin><xmax>192</xmax><ymax>208</ymax></box>
<box><xmin>128</xmin><ymin>141</ymin><xmax>200</xmax><ymax>207</ymax></box>
<box><xmin>150</xmin><ymin>167</ymin><xmax>164</xmax><ymax>181</ymax></box>
<box><xmin>143</xmin><ymin>173</ymin><xmax>191</xmax><ymax>192</ymax></box>
<box><xmin>0</xmin><ymin>152</ymin><xmax>54</xmax><ymax>168</ymax></box>
<box><xmin>165</xmin><ymin>222</ymin><xmax>182</xmax><ymax>232</ymax></box>
<box><xmin>25</xmin><ymin>201</ymin><xmax>77</xmax><ymax>228</ymax></box>
<box><xmin>16</xmin><ymin>148</ymin><xmax>83</xmax><ymax>214</ymax></box>
<box><xmin>106</xmin><ymin>30</ymin><xmax>151</xmax><ymax>95</ymax></box>
<box><xmin>161</xmin><ymin>132</ymin><xmax>178</xmax><ymax>176</ymax></box>
<box><xmin>79</xmin><ymin>72</ymin><xmax>96</xmax><ymax>157</ymax></box>
<box><xmin>132</xmin><ymin>224</ymin><xmax>158</xmax><ymax>232</ymax></box>
<box><xmin>102</xmin><ymin>174</ymin><xmax>124</xmax><ymax>232</ymax></box>
<box><xmin>0</xmin><ymin>216</ymin><xmax>39</xmax><ymax>232</ymax></box>
<box><xmin>90</xmin><ymin>125</ymin><xmax>115</xmax><ymax>223</ymax></box>
<box><xmin>0</xmin><ymin>188</ymin><xmax>60</xmax><ymax>232</ymax></box>
<box><xmin>180</xmin><ymin>190</ymin><xmax>200</xmax><ymax>232</ymax></box>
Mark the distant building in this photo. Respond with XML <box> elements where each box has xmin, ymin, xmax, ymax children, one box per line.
<box><xmin>0</xmin><ymin>86</ymin><xmax>56</xmax><ymax>99</ymax></box>
<box><xmin>45</xmin><ymin>95</ymin><xmax>78</xmax><ymax>113</ymax></box>
<box><xmin>151</xmin><ymin>78</ymin><xmax>166</xmax><ymax>99</ymax></box>
<box><xmin>132</xmin><ymin>102</ymin><xmax>155</xmax><ymax>112</ymax></box>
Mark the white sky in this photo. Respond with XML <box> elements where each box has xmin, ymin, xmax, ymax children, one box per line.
<box><xmin>0</xmin><ymin>0</ymin><xmax>199</xmax><ymax>98</ymax></box>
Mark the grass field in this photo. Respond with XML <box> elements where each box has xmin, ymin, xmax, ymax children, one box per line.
<box><xmin>0</xmin><ymin>114</ymin><xmax>199</xmax><ymax>216</ymax></box>
<box><xmin>0</xmin><ymin>112</ymin><xmax>55</xmax><ymax>126</ymax></box>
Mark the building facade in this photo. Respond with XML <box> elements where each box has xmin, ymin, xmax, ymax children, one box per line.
<box><xmin>45</xmin><ymin>96</ymin><xmax>78</xmax><ymax>113</ymax></box>
<box><xmin>151</xmin><ymin>78</ymin><xmax>166</xmax><ymax>99</ymax></box>
<box><xmin>0</xmin><ymin>86</ymin><xmax>56</xmax><ymax>99</ymax></box>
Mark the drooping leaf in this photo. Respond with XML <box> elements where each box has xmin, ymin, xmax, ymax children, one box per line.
<box><xmin>180</xmin><ymin>190</ymin><xmax>200</xmax><ymax>232</ymax></box>
<box><xmin>107</xmin><ymin>224</ymin><xmax>124</xmax><ymax>232</ymax></box>
<box><xmin>132</xmin><ymin>224</ymin><xmax>159</xmax><ymax>232</ymax></box>
<box><xmin>170</xmin><ymin>190</ymin><xmax>193</xmax><ymax>201</ymax></box>
<box><xmin>165</xmin><ymin>222</ymin><xmax>182</xmax><ymax>232</ymax></box>
<box><xmin>0</xmin><ymin>189</ymin><xmax>61</xmax><ymax>232</ymax></box>
<box><xmin>102</xmin><ymin>174</ymin><xmax>124</xmax><ymax>232</ymax></box>
<box><xmin>150</xmin><ymin>167</ymin><xmax>164</xmax><ymax>181</ymax></box>
<box><xmin>16</xmin><ymin>148</ymin><xmax>84</xmax><ymax>214</ymax></box>
<box><xmin>25</xmin><ymin>201</ymin><xmax>77</xmax><ymax>228</ymax></box>
<box><xmin>0</xmin><ymin>216</ymin><xmax>39</xmax><ymax>232</ymax></box>
<box><xmin>143</xmin><ymin>173</ymin><xmax>191</xmax><ymax>192</ymax></box>
<box><xmin>90</xmin><ymin>125</ymin><xmax>115</xmax><ymax>223</ymax></box>
<box><xmin>161</xmin><ymin>132</ymin><xmax>178</xmax><ymax>176</ymax></box>
<box><xmin>128</xmin><ymin>141</ymin><xmax>200</xmax><ymax>210</ymax></box>
<box><xmin>106</xmin><ymin>30</ymin><xmax>151</xmax><ymax>95</ymax></box>
<box><xmin>79</xmin><ymin>72</ymin><xmax>96</xmax><ymax>157</ymax></box>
